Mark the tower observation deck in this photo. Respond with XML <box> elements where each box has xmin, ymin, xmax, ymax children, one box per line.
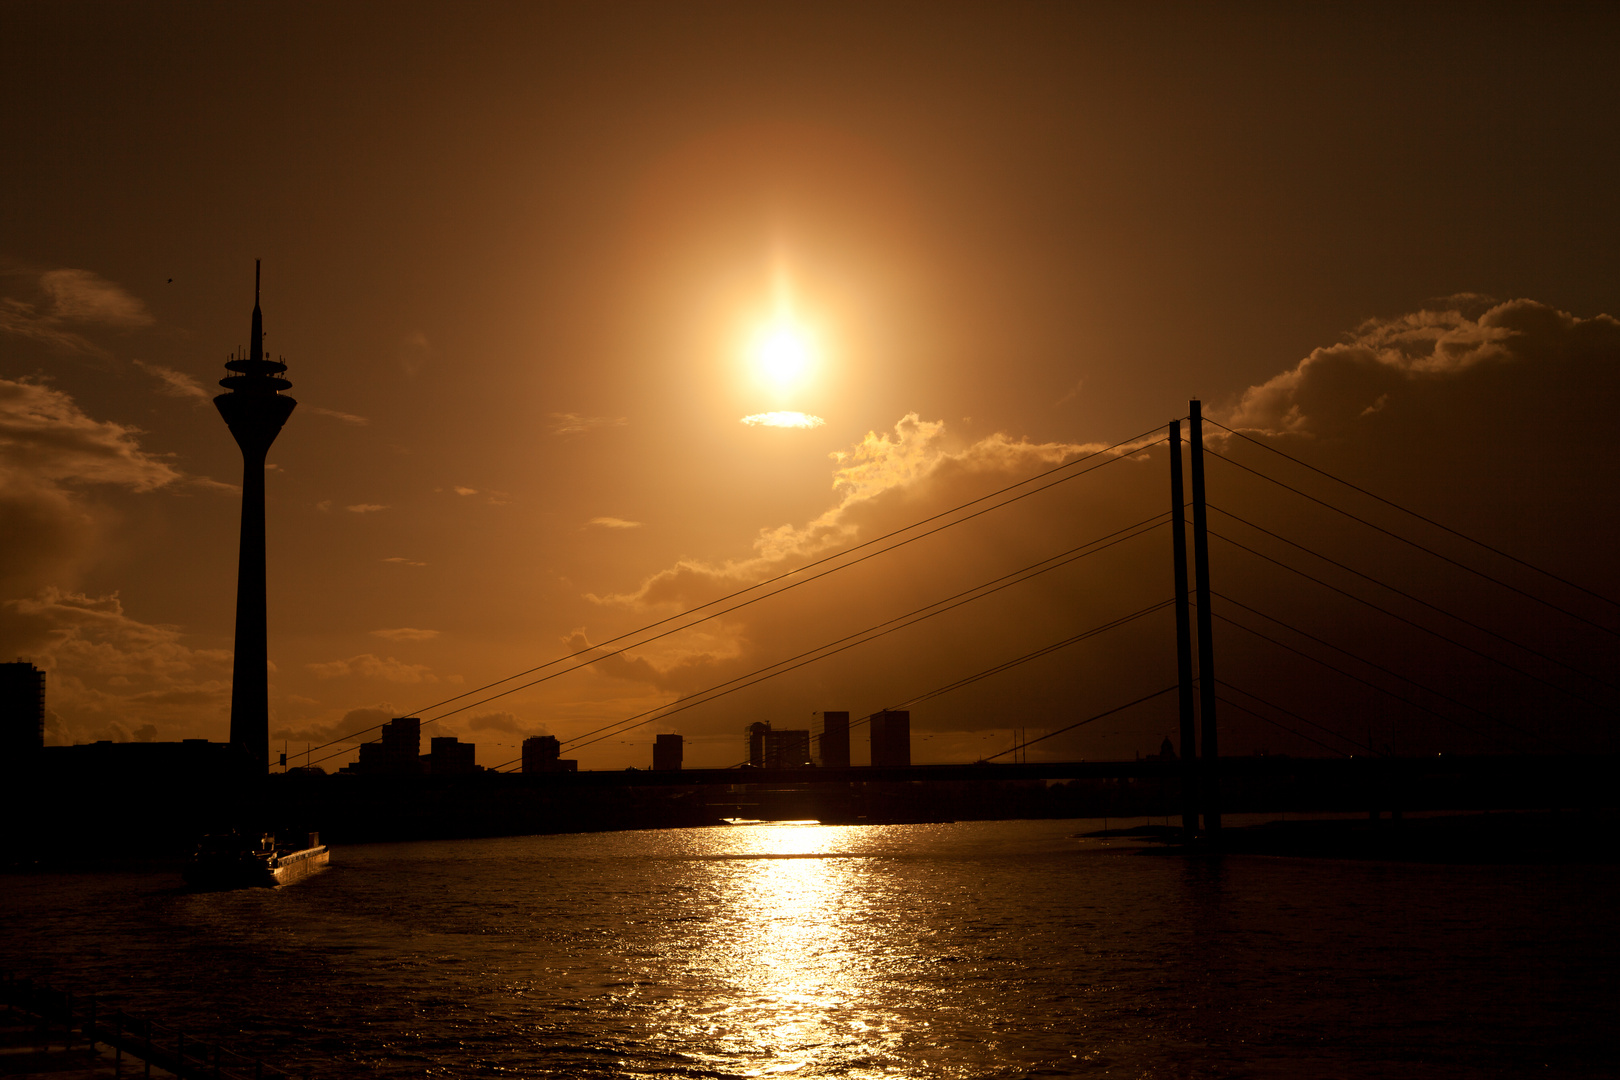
<box><xmin>215</xmin><ymin>261</ymin><xmax>296</xmax><ymax>769</ymax></box>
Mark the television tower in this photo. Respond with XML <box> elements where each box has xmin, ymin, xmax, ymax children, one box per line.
<box><xmin>215</xmin><ymin>261</ymin><xmax>296</xmax><ymax>769</ymax></box>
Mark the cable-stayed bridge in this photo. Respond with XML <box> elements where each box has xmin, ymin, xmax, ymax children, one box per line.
<box><xmin>293</xmin><ymin>399</ymin><xmax>1619</xmax><ymax>841</ymax></box>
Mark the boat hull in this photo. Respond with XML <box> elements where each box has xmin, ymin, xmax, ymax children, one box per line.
<box><xmin>184</xmin><ymin>839</ymin><xmax>330</xmax><ymax>889</ymax></box>
<box><xmin>271</xmin><ymin>845</ymin><xmax>329</xmax><ymax>886</ymax></box>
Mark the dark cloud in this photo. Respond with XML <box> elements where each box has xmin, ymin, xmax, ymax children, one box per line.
<box><xmin>1227</xmin><ymin>299</ymin><xmax>1620</xmax><ymax>438</ymax></box>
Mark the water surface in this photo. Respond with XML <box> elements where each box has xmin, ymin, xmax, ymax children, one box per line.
<box><xmin>3</xmin><ymin>818</ymin><xmax>1614</xmax><ymax>1078</ymax></box>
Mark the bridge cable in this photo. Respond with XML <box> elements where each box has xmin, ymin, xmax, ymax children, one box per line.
<box><xmin>1207</xmin><ymin>604</ymin><xmax>1549</xmax><ymax>752</ymax></box>
<box><xmin>1209</xmin><ymin>529</ymin><xmax>1616</xmax><ymax>716</ymax></box>
<box><xmin>494</xmin><ymin>596</ymin><xmax>1176</xmax><ymax>770</ymax></box>
<box><xmin>1211</xmin><ymin>589</ymin><xmax>1560</xmax><ymax>746</ymax></box>
<box><xmin>1205</xmin><ymin>451</ymin><xmax>1619</xmax><ymax>639</ymax></box>
<box><xmin>1204</xmin><ymin>417</ymin><xmax>1620</xmax><ymax>610</ymax></box>
<box><xmin>1209</xmin><ymin>504</ymin><xmax>1618</xmax><ymax>693</ymax></box>
<box><xmin>559</xmin><ymin>595</ymin><xmax>1174</xmax><ymax>759</ymax></box>
<box><xmin>1212</xmin><ymin>688</ymin><xmax>1361</xmax><ymax>756</ymax></box>
<box><xmin>290</xmin><ymin>425</ymin><xmax>1167</xmax><ymax>762</ymax></box>
<box><xmin>439</xmin><ymin>500</ymin><xmax>1168</xmax><ymax>735</ymax></box>
<box><xmin>412</xmin><ymin>425</ymin><xmax>1168</xmax><ymax>719</ymax></box>
<box><xmin>979</xmin><ymin>685</ymin><xmax>1180</xmax><ymax>761</ymax></box>
<box><xmin>550</xmin><ymin>518</ymin><xmax>1172</xmax><ymax>757</ymax></box>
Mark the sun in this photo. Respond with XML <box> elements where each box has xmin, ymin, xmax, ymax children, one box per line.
<box><xmin>750</xmin><ymin>318</ymin><xmax>816</xmax><ymax>394</ymax></box>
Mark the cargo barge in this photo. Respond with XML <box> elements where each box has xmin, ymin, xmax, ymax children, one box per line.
<box><xmin>184</xmin><ymin>832</ymin><xmax>329</xmax><ymax>889</ymax></box>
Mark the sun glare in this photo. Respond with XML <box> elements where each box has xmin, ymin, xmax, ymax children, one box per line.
<box><xmin>750</xmin><ymin>319</ymin><xmax>816</xmax><ymax>393</ymax></box>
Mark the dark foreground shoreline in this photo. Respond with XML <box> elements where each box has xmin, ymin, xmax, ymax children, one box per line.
<box><xmin>1088</xmin><ymin>808</ymin><xmax>1619</xmax><ymax>864</ymax></box>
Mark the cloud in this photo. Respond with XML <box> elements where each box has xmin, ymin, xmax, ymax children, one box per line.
<box><xmin>371</xmin><ymin>627</ymin><xmax>441</xmax><ymax>642</ymax></box>
<box><xmin>596</xmin><ymin>413</ymin><xmax>1109</xmax><ymax>611</ymax></box>
<box><xmin>589</xmin><ymin>516</ymin><xmax>642</xmax><ymax>529</ymax></box>
<box><xmin>346</xmin><ymin>503</ymin><xmax>387</xmax><ymax>513</ymax></box>
<box><xmin>549</xmin><ymin>412</ymin><xmax>627</xmax><ymax>436</ymax></box>
<box><xmin>2</xmin><ymin>588</ymin><xmax>233</xmax><ymax>745</ymax></box>
<box><xmin>0</xmin><ymin>268</ymin><xmax>152</xmax><ymax>356</ymax></box>
<box><xmin>741</xmin><ymin>412</ymin><xmax>826</xmax><ymax>428</ymax></box>
<box><xmin>133</xmin><ymin>360</ymin><xmax>211</xmax><ymax>402</ymax></box>
<box><xmin>382</xmin><ymin>556</ymin><xmax>427</xmax><ymax>567</ymax></box>
<box><xmin>1226</xmin><ymin>298</ymin><xmax>1620</xmax><ymax>436</ymax></box>
<box><xmin>306</xmin><ymin>653</ymin><xmax>455</xmax><ymax>684</ymax></box>
<box><xmin>306</xmin><ymin>406</ymin><xmax>370</xmax><ymax>426</ymax></box>
<box><xmin>453</xmin><ymin>485</ymin><xmax>478</xmax><ymax>496</ymax></box>
<box><xmin>186</xmin><ymin>475</ymin><xmax>240</xmax><ymax>495</ymax></box>
<box><xmin>467</xmin><ymin>710</ymin><xmax>538</xmax><ymax>734</ymax></box>
<box><xmin>273</xmin><ymin>705</ymin><xmax>399</xmax><ymax>746</ymax></box>
<box><xmin>39</xmin><ymin>269</ymin><xmax>152</xmax><ymax>327</ymax></box>
<box><xmin>560</xmin><ymin>630</ymin><xmax>710</xmax><ymax>688</ymax></box>
<box><xmin>562</xmin><ymin>413</ymin><xmax>1145</xmax><ymax>720</ymax></box>
<box><xmin>0</xmin><ymin>378</ymin><xmax>183</xmax><ymax>601</ymax></box>
<box><xmin>0</xmin><ymin>377</ymin><xmax>181</xmax><ymax>492</ymax></box>
<box><xmin>0</xmin><ymin>374</ymin><xmax>256</xmax><ymax>743</ymax></box>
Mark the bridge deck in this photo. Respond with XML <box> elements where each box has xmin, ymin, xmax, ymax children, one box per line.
<box><xmin>513</xmin><ymin>754</ymin><xmax>1604</xmax><ymax>788</ymax></box>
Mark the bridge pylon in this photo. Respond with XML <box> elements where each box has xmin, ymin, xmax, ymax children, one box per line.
<box><xmin>1189</xmin><ymin>399</ymin><xmax>1220</xmax><ymax>838</ymax></box>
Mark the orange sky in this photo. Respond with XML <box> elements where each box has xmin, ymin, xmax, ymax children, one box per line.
<box><xmin>3</xmin><ymin>3</ymin><xmax>1617</xmax><ymax>769</ymax></box>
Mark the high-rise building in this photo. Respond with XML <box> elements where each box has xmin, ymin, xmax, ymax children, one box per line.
<box><xmin>746</xmin><ymin>721</ymin><xmax>770</xmax><ymax>767</ymax></box>
<box><xmin>0</xmin><ymin>662</ymin><xmax>45</xmax><ymax>762</ymax></box>
<box><xmin>745</xmin><ymin>722</ymin><xmax>810</xmax><ymax>769</ymax></box>
<box><xmin>522</xmin><ymin>734</ymin><xmax>577</xmax><ymax>773</ymax></box>
<box><xmin>428</xmin><ymin>736</ymin><xmax>477</xmax><ymax>775</ymax></box>
<box><xmin>653</xmin><ymin>733</ymin><xmax>683</xmax><ymax>771</ymax></box>
<box><xmin>812</xmin><ymin>711</ymin><xmax>850</xmax><ymax>768</ymax></box>
<box><xmin>354</xmin><ymin>717</ymin><xmax>422</xmax><ymax>774</ymax></box>
<box><xmin>767</xmin><ymin>729</ymin><xmax>810</xmax><ymax>768</ymax></box>
<box><xmin>870</xmin><ymin>710</ymin><xmax>911</xmax><ymax>767</ymax></box>
<box><xmin>523</xmin><ymin>735</ymin><xmax>560</xmax><ymax>772</ymax></box>
<box><xmin>214</xmin><ymin>262</ymin><xmax>296</xmax><ymax>771</ymax></box>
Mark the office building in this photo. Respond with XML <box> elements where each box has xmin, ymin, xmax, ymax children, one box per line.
<box><xmin>653</xmin><ymin>733</ymin><xmax>683</xmax><ymax>771</ymax></box>
<box><xmin>522</xmin><ymin>734</ymin><xmax>577</xmax><ymax>773</ymax></box>
<box><xmin>812</xmin><ymin>711</ymin><xmax>850</xmax><ymax>768</ymax></box>
<box><xmin>354</xmin><ymin>716</ymin><xmax>422</xmax><ymax>775</ymax></box>
<box><xmin>428</xmin><ymin>736</ymin><xmax>477</xmax><ymax>775</ymax></box>
<box><xmin>0</xmin><ymin>662</ymin><xmax>45</xmax><ymax>762</ymax></box>
<box><xmin>870</xmin><ymin>710</ymin><xmax>911</xmax><ymax>767</ymax></box>
<box><xmin>745</xmin><ymin>722</ymin><xmax>811</xmax><ymax>769</ymax></box>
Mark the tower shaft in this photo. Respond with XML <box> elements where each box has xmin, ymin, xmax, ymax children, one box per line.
<box><xmin>228</xmin><ymin>445</ymin><xmax>270</xmax><ymax>758</ymax></box>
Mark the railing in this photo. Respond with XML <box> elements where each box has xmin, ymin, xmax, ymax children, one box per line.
<box><xmin>1</xmin><ymin>970</ymin><xmax>308</xmax><ymax>1080</ymax></box>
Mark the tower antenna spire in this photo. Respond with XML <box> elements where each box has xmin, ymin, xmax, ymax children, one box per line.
<box><xmin>250</xmin><ymin>259</ymin><xmax>264</xmax><ymax>364</ymax></box>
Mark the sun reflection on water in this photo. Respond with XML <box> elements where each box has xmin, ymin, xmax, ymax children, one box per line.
<box><xmin>661</xmin><ymin>823</ymin><xmax>899</xmax><ymax>1076</ymax></box>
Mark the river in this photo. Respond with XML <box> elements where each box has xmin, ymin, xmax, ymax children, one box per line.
<box><xmin>2</xmin><ymin>817</ymin><xmax>1615</xmax><ymax>1078</ymax></box>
